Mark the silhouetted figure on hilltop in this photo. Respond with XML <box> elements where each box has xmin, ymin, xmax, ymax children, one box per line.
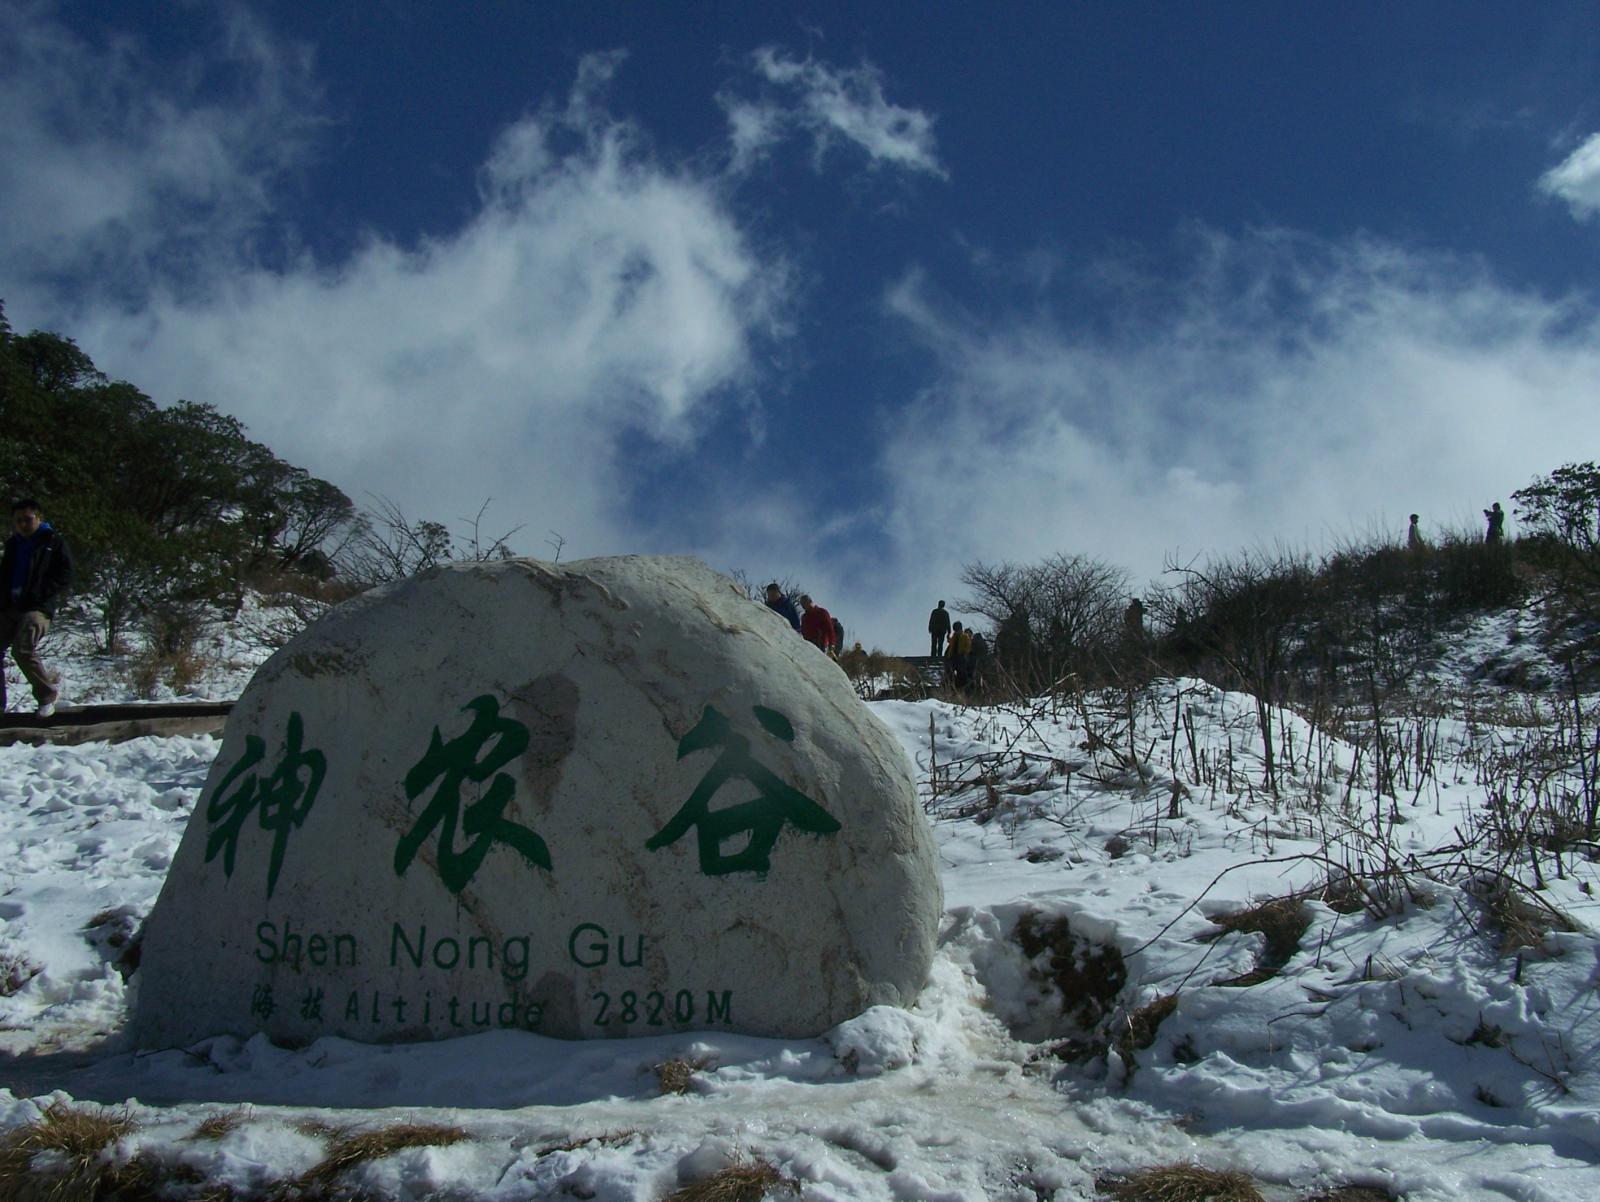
<box><xmin>928</xmin><ymin>600</ymin><xmax>951</xmax><ymax>657</ymax></box>
<box><xmin>1407</xmin><ymin>513</ymin><xmax>1426</xmax><ymax>550</ymax></box>
<box><xmin>1124</xmin><ymin>597</ymin><xmax>1145</xmax><ymax>637</ymax></box>
<box><xmin>1484</xmin><ymin>502</ymin><xmax>1505</xmax><ymax>545</ymax></box>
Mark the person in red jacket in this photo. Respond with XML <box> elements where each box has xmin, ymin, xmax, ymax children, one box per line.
<box><xmin>798</xmin><ymin>594</ymin><xmax>836</xmax><ymax>653</ymax></box>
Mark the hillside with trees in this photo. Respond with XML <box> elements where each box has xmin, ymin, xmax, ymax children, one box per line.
<box><xmin>0</xmin><ymin>304</ymin><xmax>355</xmax><ymax>650</ymax></box>
<box><xmin>0</xmin><ymin>304</ymin><xmax>532</xmax><ymax>692</ymax></box>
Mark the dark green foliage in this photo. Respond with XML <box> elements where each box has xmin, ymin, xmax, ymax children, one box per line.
<box><xmin>1514</xmin><ymin>461</ymin><xmax>1600</xmax><ymax>595</ymax></box>
<box><xmin>0</xmin><ymin>302</ymin><xmax>354</xmax><ymax>642</ymax></box>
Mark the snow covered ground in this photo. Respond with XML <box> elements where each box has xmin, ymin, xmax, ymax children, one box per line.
<box><xmin>1</xmin><ymin>630</ymin><xmax>1597</xmax><ymax>1199</ymax></box>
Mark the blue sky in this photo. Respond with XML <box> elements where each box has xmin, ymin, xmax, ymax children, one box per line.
<box><xmin>4</xmin><ymin>1</ymin><xmax>1599</xmax><ymax>649</ymax></box>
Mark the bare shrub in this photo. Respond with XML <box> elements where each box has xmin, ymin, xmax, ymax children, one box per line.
<box><xmin>338</xmin><ymin>495</ymin><xmax>523</xmax><ymax>588</ymax></box>
<box><xmin>125</xmin><ymin>597</ymin><xmax>215</xmax><ymax>698</ymax></box>
<box><xmin>1155</xmin><ymin>547</ymin><xmax>1316</xmax><ymax>795</ymax></box>
<box><xmin>960</xmin><ymin>553</ymin><xmax>1131</xmax><ymax>693</ymax></box>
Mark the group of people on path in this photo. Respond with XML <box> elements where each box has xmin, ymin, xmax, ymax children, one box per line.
<box><xmin>928</xmin><ymin>600</ymin><xmax>988</xmax><ymax>690</ymax></box>
<box><xmin>7</xmin><ymin>496</ymin><xmax>1521</xmax><ymax>719</ymax></box>
<box><xmin>764</xmin><ymin>583</ymin><xmax>847</xmax><ymax>657</ymax></box>
<box><xmin>1</xmin><ymin>499</ymin><xmax>74</xmax><ymax>718</ymax></box>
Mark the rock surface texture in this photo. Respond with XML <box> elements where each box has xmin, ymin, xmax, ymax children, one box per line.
<box><xmin>133</xmin><ymin>556</ymin><xmax>941</xmax><ymax>1045</ymax></box>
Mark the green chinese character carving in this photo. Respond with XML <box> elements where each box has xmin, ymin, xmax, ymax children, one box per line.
<box><xmin>395</xmin><ymin>694</ymin><xmax>551</xmax><ymax>893</ymax></box>
<box><xmin>647</xmin><ymin>705</ymin><xmax>841</xmax><ymax>877</ymax></box>
<box><xmin>300</xmin><ymin>987</ymin><xmax>325</xmax><ymax>1022</ymax></box>
<box><xmin>204</xmin><ymin>712</ymin><xmax>326</xmax><ymax>899</ymax></box>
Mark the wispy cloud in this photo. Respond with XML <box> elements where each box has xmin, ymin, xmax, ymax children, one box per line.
<box><xmin>0</xmin><ymin>13</ymin><xmax>789</xmax><ymax>556</ymax></box>
<box><xmin>1538</xmin><ymin>131</ymin><xmax>1600</xmax><ymax>220</ymax></box>
<box><xmin>845</xmin><ymin>230</ymin><xmax>1600</xmax><ymax>645</ymax></box>
<box><xmin>0</xmin><ymin>1</ymin><xmax>322</xmax><ymax>293</ymax></box>
<box><xmin>722</xmin><ymin>48</ymin><xmax>945</xmax><ymax>178</ymax></box>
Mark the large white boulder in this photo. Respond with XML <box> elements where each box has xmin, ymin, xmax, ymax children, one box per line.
<box><xmin>133</xmin><ymin>556</ymin><xmax>941</xmax><ymax>1045</ymax></box>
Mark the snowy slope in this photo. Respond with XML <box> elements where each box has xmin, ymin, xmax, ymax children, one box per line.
<box><xmin>0</xmin><ymin>663</ymin><xmax>1596</xmax><ymax>1199</ymax></box>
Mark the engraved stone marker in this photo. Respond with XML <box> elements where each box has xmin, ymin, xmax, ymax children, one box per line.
<box><xmin>132</xmin><ymin>556</ymin><xmax>942</xmax><ymax>1045</ymax></box>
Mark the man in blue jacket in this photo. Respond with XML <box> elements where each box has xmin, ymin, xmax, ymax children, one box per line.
<box><xmin>764</xmin><ymin>582</ymin><xmax>801</xmax><ymax>632</ymax></box>
<box><xmin>1</xmin><ymin>499</ymin><xmax>75</xmax><ymax>717</ymax></box>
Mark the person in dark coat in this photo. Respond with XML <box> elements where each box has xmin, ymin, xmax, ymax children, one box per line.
<box><xmin>969</xmin><ymin>630</ymin><xmax>989</xmax><ymax>691</ymax></box>
<box><xmin>1484</xmin><ymin>502</ymin><xmax>1505</xmax><ymax>544</ymax></box>
<box><xmin>928</xmin><ymin>600</ymin><xmax>951</xmax><ymax>657</ymax></box>
<box><xmin>764</xmin><ymin>582</ymin><xmax>801</xmax><ymax>632</ymax></box>
<box><xmin>1</xmin><ymin>499</ymin><xmax>75</xmax><ymax>717</ymax></box>
<box><xmin>944</xmin><ymin>621</ymin><xmax>971</xmax><ymax>689</ymax></box>
<box><xmin>1124</xmin><ymin>597</ymin><xmax>1146</xmax><ymax>637</ymax></box>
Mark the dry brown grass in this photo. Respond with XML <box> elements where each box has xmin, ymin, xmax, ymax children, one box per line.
<box><xmin>1098</xmin><ymin>1162</ymin><xmax>1266</xmax><ymax>1202</ymax></box>
<box><xmin>1317</xmin><ymin>873</ymin><xmax>1372</xmax><ymax>916</ymax></box>
<box><xmin>1116</xmin><ymin>993</ymin><xmax>1178</xmax><ymax>1062</ymax></box>
<box><xmin>536</xmin><ymin>1129</ymin><xmax>639</xmax><ymax>1155</ymax></box>
<box><xmin>1013</xmin><ymin>910</ymin><xmax>1129</xmax><ymax>1033</ymax></box>
<box><xmin>1204</xmin><ymin>895</ymin><xmax>1311</xmax><ymax>986</ymax></box>
<box><xmin>189</xmin><ymin>1109</ymin><xmax>249</xmax><ymax>1142</ymax></box>
<box><xmin>0</xmin><ymin>1101</ymin><xmax>140</xmax><ymax>1202</ymax></box>
<box><xmin>654</xmin><ymin>1057</ymin><xmax>712</xmax><ymax>1096</ymax></box>
<box><xmin>661</xmin><ymin>1157</ymin><xmax>794</xmax><ymax>1202</ymax></box>
<box><xmin>292</xmin><ymin>1122</ymin><xmax>470</xmax><ymax>1188</ymax></box>
<box><xmin>1469</xmin><ymin>877</ymin><xmax>1581</xmax><ymax>955</ymax></box>
<box><xmin>0</xmin><ymin>956</ymin><xmax>40</xmax><ymax>999</ymax></box>
<box><xmin>1304</xmin><ymin>1186</ymin><xmax>1402</xmax><ymax>1202</ymax></box>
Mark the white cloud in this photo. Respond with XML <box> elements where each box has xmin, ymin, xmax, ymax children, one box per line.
<box><xmin>1538</xmin><ymin>132</ymin><xmax>1600</xmax><ymax>220</ymax></box>
<box><xmin>0</xmin><ymin>1</ymin><xmax>322</xmax><ymax>290</ymax></box>
<box><xmin>0</xmin><ymin>13</ymin><xmax>789</xmax><ymax>559</ymax></box>
<box><xmin>842</xmin><ymin>230</ymin><xmax>1600</xmax><ymax>650</ymax></box>
<box><xmin>722</xmin><ymin>48</ymin><xmax>945</xmax><ymax>178</ymax></box>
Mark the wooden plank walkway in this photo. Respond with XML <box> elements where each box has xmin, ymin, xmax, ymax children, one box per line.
<box><xmin>0</xmin><ymin>701</ymin><xmax>233</xmax><ymax>747</ymax></box>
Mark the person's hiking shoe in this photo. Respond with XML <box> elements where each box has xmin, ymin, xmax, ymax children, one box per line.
<box><xmin>36</xmin><ymin>672</ymin><xmax>61</xmax><ymax>719</ymax></box>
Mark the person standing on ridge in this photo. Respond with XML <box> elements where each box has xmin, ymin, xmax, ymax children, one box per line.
<box><xmin>928</xmin><ymin>600</ymin><xmax>951</xmax><ymax>657</ymax></box>
<box><xmin>1</xmin><ymin>499</ymin><xmax>75</xmax><ymax>718</ymax></box>
<box><xmin>1124</xmin><ymin>597</ymin><xmax>1145</xmax><ymax>637</ymax></box>
<box><xmin>764</xmin><ymin>582</ymin><xmax>801</xmax><ymax>632</ymax></box>
<box><xmin>799</xmin><ymin>595</ymin><xmax>837</xmax><ymax>654</ymax></box>
<box><xmin>945</xmin><ymin>621</ymin><xmax>972</xmax><ymax>689</ymax></box>
<box><xmin>1408</xmin><ymin>514</ymin><xmax>1425</xmax><ymax>550</ymax></box>
<box><xmin>1484</xmin><ymin>502</ymin><xmax>1505</xmax><ymax>544</ymax></box>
